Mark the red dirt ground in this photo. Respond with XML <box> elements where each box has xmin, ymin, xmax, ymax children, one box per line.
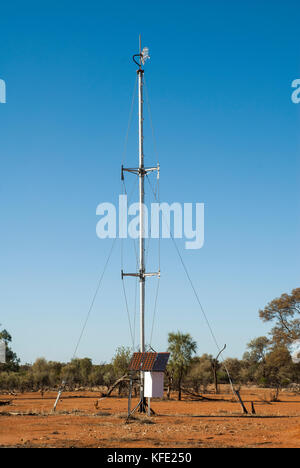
<box><xmin>1</xmin><ymin>387</ymin><xmax>300</xmax><ymax>448</ymax></box>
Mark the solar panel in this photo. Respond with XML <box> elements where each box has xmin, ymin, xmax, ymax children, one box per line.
<box><xmin>153</xmin><ymin>352</ymin><xmax>170</xmax><ymax>372</ymax></box>
<box><xmin>129</xmin><ymin>352</ymin><xmax>170</xmax><ymax>372</ymax></box>
<box><xmin>142</xmin><ymin>353</ymin><xmax>157</xmax><ymax>371</ymax></box>
<box><xmin>128</xmin><ymin>352</ymin><xmax>143</xmax><ymax>371</ymax></box>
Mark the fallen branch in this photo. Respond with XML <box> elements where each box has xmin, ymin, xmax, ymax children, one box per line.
<box><xmin>0</xmin><ymin>400</ymin><xmax>13</xmax><ymax>406</ymax></box>
<box><xmin>94</xmin><ymin>374</ymin><xmax>138</xmax><ymax>409</ymax></box>
<box><xmin>181</xmin><ymin>388</ymin><xmax>221</xmax><ymax>401</ymax></box>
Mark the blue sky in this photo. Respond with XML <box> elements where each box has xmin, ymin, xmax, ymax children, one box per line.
<box><xmin>0</xmin><ymin>1</ymin><xmax>299</xmax><ymax>364</ymax></box>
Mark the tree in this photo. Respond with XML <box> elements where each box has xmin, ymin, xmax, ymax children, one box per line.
<box><xmin>220</xmin><ymin>358</ymin><xmax>243</xmax><ymax>384</ymax></box>
<box><xmin>187</xmin><ymin>354</ymin><xmax>212</xmax><ymax>393</ymax></box>
<box><xmin>242</xmin><ymin>337</ymin><xmax>270</xmax><ymax>384</ymax></box>
<box><xmin>102</xmin><ymin>364</ymin><xmax>115</xmax><ymax>389</ymax></box>
<box><xmin>61</xmin><ymin>358</ymin><xmax>93</xmax><ymax>387</ymax></box>
<box><xmin>31</xmin><ymin>358</ymin><xmax>50</xmax><ymax>389</ymax></box>
<box><xmin>47</xmin><ymin>361</ymin><xmax>63</xmax><ymax>387</ymax></box>
<box><xmin>79</xmin><ymin>358</ymin><xmax>93</xmax><ymax>385</ymax></box>
<box><xmin>245</xmin><ymin>337</ymin><xmax>270</xmax><ymax>362</ymax></box>
<box><xmin>88</xmin><ymin>364</ymin><xmax>106</xmax><ymax>387</ymax></box>
<box><xmin>112</xmin><ymin>346</ymin><xmax>131</xmax><ymax>378</ymax></box>
<box><xmin>112</xmin><ymin>346</ymin><xmax>132</xmax><ymax>395</ymax></box>
<box><xmin>167</xmin><ymin>331</ymin><xmax>197</xmax><ymax>401</ymax></box>
<box><xmin>264</xmin><ymin>347</ymin><xmax>295</xmax><ymax>390</ymax></box>
<box><xmin>259</xmin><ymin>288</ymin><xmax>300</xmax><ymax>345</ymax></box>
<box><xmin>0</xmin><ymin>329</ymin><xmax>20</xmax><ymax>371</ymax></box>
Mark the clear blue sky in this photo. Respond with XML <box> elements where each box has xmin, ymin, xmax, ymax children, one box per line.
<box><xmin>0</xmin><ymin>1</ymin><xmax>299</xmax><ymax>364</ymax></box>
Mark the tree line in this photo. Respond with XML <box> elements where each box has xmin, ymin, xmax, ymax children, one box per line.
<box><xmin>0</xmin><ymin>287</ymin><xmax>299</xmax><ymax>398</ymax></box>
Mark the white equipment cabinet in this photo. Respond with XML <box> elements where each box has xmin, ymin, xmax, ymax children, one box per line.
<box><xmin>144</xmin><ymin>371</ymin><xmax>164</xmax><ymax>398</ymax></box>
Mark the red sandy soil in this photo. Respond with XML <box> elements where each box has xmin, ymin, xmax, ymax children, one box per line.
<box><xmin>1</xmin><ymin>387</ymin><xmax>300</xmax><ymax>448</ymax></box>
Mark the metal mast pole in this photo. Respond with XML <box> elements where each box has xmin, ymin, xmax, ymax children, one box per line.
<box><xmin>138</xmin><ymin>38</ymin><xmax>146</xmax><ymax>409</ymax></box>
<box><xmin>122</xmin><ymin>38</ymin><xmax>159</xmax><ymax>414</ymax></box>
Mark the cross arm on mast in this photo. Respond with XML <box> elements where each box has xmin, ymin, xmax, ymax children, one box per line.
<box><xmin>121</xmin><ymin>270</ymin><xmax>160</xmax><ymax>280</ymax></box>
<box><xmin>121</xmin><ymin>164</ymin><xmax>159</xmax><ymax>180</ymax></box>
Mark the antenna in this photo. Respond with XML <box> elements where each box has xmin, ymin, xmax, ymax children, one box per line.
<box><xmin>141</xmin><ymin>47</ymin><xmax>150</xmax><ymax>65</ymax></box>
<box><xmin>133</xmin><ymin>35</ymin><xmax>150</xmax><ymax>68</ymax></box>
<box><xmin>139</xmin><ymin>34</ymin><xmax>141</xmax><ymax>57</ymax></box>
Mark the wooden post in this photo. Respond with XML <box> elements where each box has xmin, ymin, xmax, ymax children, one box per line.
<box><xmin>235</xmin><ymin>390</ymin><xmax>248</xmax><ymax>415</ymax></box>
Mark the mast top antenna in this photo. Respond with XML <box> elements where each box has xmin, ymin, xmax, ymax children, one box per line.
<box><xmin>133</xmin><ymin>36</ymin><xmax>150</xmax><ymax>69</ymax></box>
